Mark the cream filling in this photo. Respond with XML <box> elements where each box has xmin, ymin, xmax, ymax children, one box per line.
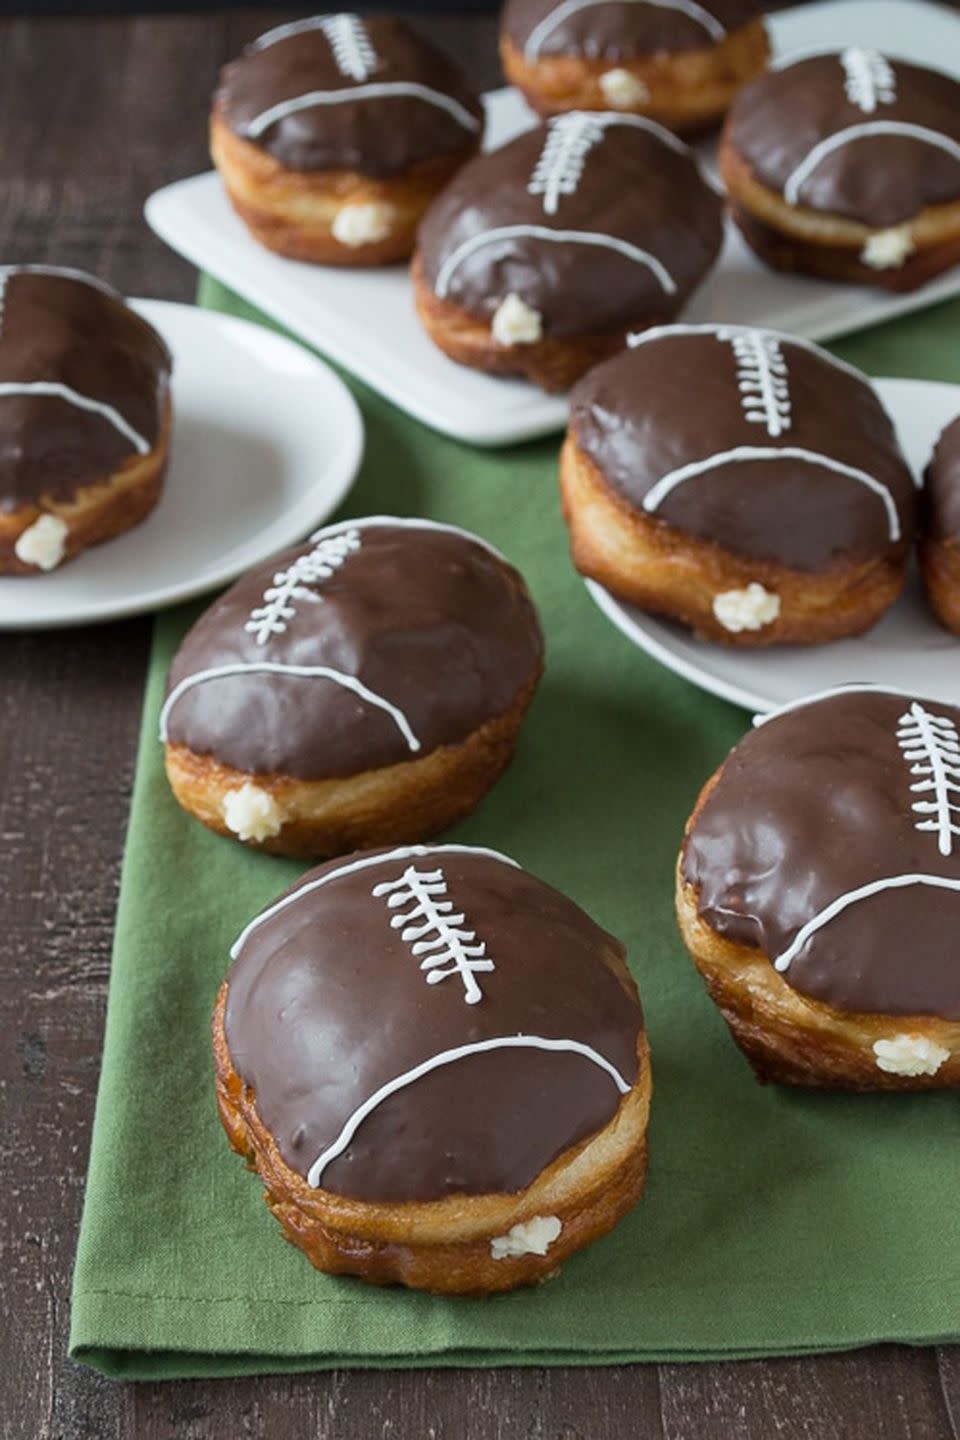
<box><xmin>599</xmin><ymin>68</ymin><xmax>650</xmax><ymax>108</ymax></box>
<box><xmin>873</xmin><ymin>1034</ymin><xmax>950</xmax><ymax>1077</ymax></box>
<box><xmin>221</xmin><ymin>783</ymin><xmax>284</xmax><ymax>843</ymax></box>
<box><xmin>712</xmin><ymin>583</ymin><xmax>781</xmax><ymax>633</ymax></box>
<box><xmin>860</xmin><ymin>225</ymin><xmax>916</xmax><ymax>270</ymax></box>
<box><xmin>491</xmin><ymin>293</ymin><xmax>543</xmax><ymax>347</ymax></box>
<box><xmin>490</xmin><ymin>1215</ymin><xmax>562</xmax><ymax>1260</ymax></box>
<box><xmin>14</xmin><ymin>514</ymin><xmax>69</xmax><ymax>571</ymax></box>
<box><xmin>331</xmin><ymin>201</ymin><xmax>394</xmax><ymax>248</ymax></box>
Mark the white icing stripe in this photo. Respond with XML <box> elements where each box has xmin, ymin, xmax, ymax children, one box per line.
<box><xmin>841</xmin><ymin>48</ymin><xmax>896</xmax><ymax>113</ymax></box>
<box><xmin>250</xmin><ymin>15</ymin><xmax>346</xmax><ymax>50</ymax></box>
<box><xmin>784</xmin><ymin>122</ymin><xmax>960</xmax><ymax>207</ymax></box>
<box><xmin>896</xmin><ymin>702</ymin><xmax>960</xmax><ymax>857</ymax></box>
<box><xmin>0</xmin><ymin>264</ymin><xmax>120</xmax><ymax>298</ymax></box>
<box><xmin>626</xmin><ymin>322</ymin><xmax>870</xmax><ymax>386</ymax></box>
<box><xmin>159</xmin><ymin>662</ymin><xmax>420</xmax><ymax>752</ymax></box>
<box><xmin>373</xmin><ymin>865</ymin><xmax>495</xmax><ymax>1004</ymax></box>
<box><xmin>523</xmin><ymin>0</ymin><xmax>725</xmax><ymax>60</ymax></box>
<box><xmin>435</xmin><ymin>225</ymin><xmax>676</xmax><ymax>299</ymax></box>
<box><xmin>774</xmin><ymin>874</ymin><xmax>960</xmax><ymax>972</ymax></box>
<box><xmin>307</xmin><ymin>1034</ymin><xmax>632</xmax><ymax>1187</ymax></box>
<box><xmin>0</xmin><ymin>382</ymin><xmax>150</xmax><ymax>455</ymax></box>
<box><xmin>309</xmin><ymin>514</ymin><xmax>508</xmax><ymax>562</ymax></box>
<box><xmin>641</xmin><ymin>445</ymin><xmax>902</xmax><ymax>541</ymax></box>
<box><xmin>753</xmin><ymin>684</ymin><xmax>950</xmax><ymax>728</ymax></box>
<box><xmin>230</xmin><ymin>843</ymin><xmax>520</xmax><ymax>958</ymax></box>
<box><xmin>245</xmin><ymin>82</ymin><xmax>481</xmax><ymax>140</ymax></box>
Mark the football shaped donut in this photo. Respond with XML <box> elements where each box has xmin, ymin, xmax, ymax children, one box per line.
<box><xmin>214</xmin><ymin>842</ymin><xmax>651</xmax><ymax>1292</ymax></box>
<box><xmin>161</xmin><ymin>517</ymin><xmax>544</xmax><ymax>858</ymax></box>
<box><xmin>211</xmin><ymin>14</ymin><xmax>483</xmax><ymax>264</ymax></box>
<box><xmin>0</xmin><ymin>265</ymin><xmax>171</xmax><ymax>576</ymax></box>
<box><xmin>920</xmin><ymin>414</ymin><xmax>960</xmax><ymax>635</ymax></box>
<box><xmin>561</xmin><ymin>323</ymin><xmax>916</xmax><ymax>645</ymax></box>
<box><xmin>500</xmin><ymin>0</ymin><xmax>769</xmax><ymax>133</ymax></box>
<box><xmin>720</xmin><ymin>50</ymin><xmax>960</xmax><ymax>290</ymax></box>
<box><xmin>677</xmin><ymin>686</ymin><xmax>960</xmax><ymax>1090</ymax></box>
<box><xmin>412</xmin><ymin>113</ymin><xmax>723</xmax><ymax>391</ymax></box>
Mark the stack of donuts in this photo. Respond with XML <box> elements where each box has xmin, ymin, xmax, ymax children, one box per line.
<box><xmin>18</xmin><ymin>4</ymin><xmax>959</xmax><ymax>1303</ymax></box>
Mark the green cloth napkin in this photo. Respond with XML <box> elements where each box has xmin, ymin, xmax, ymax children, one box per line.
<box><xmin>69</xmin><ymin>279</ymin><xmax>960</xmax><ymax>1379</ymax></box>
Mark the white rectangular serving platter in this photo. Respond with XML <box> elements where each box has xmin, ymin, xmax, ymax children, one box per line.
<box><xmin>145</xmin><ymin>0</ymin><xmax>960</xmax><ymax>448</ymax></box>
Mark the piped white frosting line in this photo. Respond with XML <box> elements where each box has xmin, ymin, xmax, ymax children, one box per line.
<box><xmin>626</xmin><ymin>322</ymin><xmax>871</xmax><ymax>387</ymax></box>
<box><xmin>250</xmin><ymin>15</ymin><xmax>355</xmax><ymax>51</ymax></box>
<box><xmin>159</xmin><ymin>662</ymin><xmax>420</xmax><ymax>752</ymax></box>
<box><xmin>435</xmin><ymin>225</ymin><xmax>677</xmax><ymax>299</ymax></box>
<box><xmin>752</xmin><ymin>683</ymin><xmax>949</xmax><ymax>728</ymax></box>
<box><xmin>309</xmin><ymin>513</ymin><xmax>508</xmax><ymax>561</ymax></box>
<box><xmin>523</xmin><ymin>0</ymin><xmax>725</xmax><ymax>61</ymax></box>
<box><xmin>783</xmin><ymin>122</ymin><xmax>960</xmax><ymax>207</ymax></box>
<box><xmin>641</xmin><ymin>445</ymin><xmax>902</xmax><ymax>542</ymax></box>
<box><xmin>0</xmin><ymin>263</ymin><xmax>121</xmax><ymax>298</ymax></box>
<box><xmin>230</xmin><ymin>843</ymin><xmax>520</xmax><ymax>959</ymax></box>
<box><xmin>307</xmin><ymin>1034</ymin><xmax>632</xmax><ymax>1187</ymax></box>
<box><xmin>774</xmin><ymin>874</ymin><xmax>960</xmax><ymax>973</ymax></box>
<box><xmin>0</xmin><ymin>381</ymin><xmax>150</xmax><ymax>454</ymax></box>
<box><xmin>245</xmin><ymin>82</ymin><xmax>481</xmax><ymax>139</ymax></box>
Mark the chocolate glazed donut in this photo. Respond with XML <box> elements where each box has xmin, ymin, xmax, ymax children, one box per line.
<box><xmin>214</xmin><ymin>842</ymin><xmax>651</xmax><ymax>1292</ymax></box>
<box><xmin>500</xmin><ymin>0</ymin><xmax>769</xmax><ymax>132</ymax></box>
<box><xmin>920</xmin><ymin>414</ymin><xmax>960</xmax><ymax>634</ymax></box>
<box><xmin>413</xmin><ymin>113</ymin><xmax>723</xmax><ymax>391</ymax></box>
<box><xmin>678</xmin><ymin>686</ymin><xmax>960</xmax><ymax>1089</ymax></box>
<box><xmin>561</xmin><ymin>322</ymin><xmax>916</xmax><ymax>645</ymax></box>
<box><xmin>211</xmin><ymin>14</ymin><xmax>484</xmax><ymax>265</ymax></box>
<box><xmin>161</xmin><ymin>517</ymin><xmax>545</xmax><ymax>858</ymax></box>
<box><xmin>0</xmin><ymin>266</ymin><xmax>172</xmax><ymax>576</ymax></box>
<box><xmin>720</xmin><ymin>50</ymin><xmax>960</xmax><ymax>290</ymax></box>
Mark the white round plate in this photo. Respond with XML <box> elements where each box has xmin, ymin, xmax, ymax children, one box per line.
<box><xmin>586</xmin><ymin>378</ymin><xmax>960</xmax><ymax>714</ymax></box>
<box><xmin>0</xmin><ymin>299</ymin><xmax>364</xmax><ymax>629</ymax></box>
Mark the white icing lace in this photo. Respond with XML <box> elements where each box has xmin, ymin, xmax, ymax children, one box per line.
<box><xmin>841</xmin><ymin>47</ymin><xmax>896</xmax><ymax>113</ymax></box>
<box><xmin>897</xmin><ymin>701</ymin><xmax>960</xmax><ymax>857</ymax></box>
<box><xmin>318</xmin><ymin>13</ymin><xmax>377</xmax><ymax>81</ymax></box>
<box><xmin>718</xmin><ymin>327</ymin><xmax>791</xmax><ymax>438</ymax></box>
<box><xmin>244</xmin><ymin>529</ymin><xmax>360</xmax><ymax>645</ymax></box>
<box><xmin>372</xmin><ymin>865</ymin><xmax>495</xmax><ymax>1005</ymax></box>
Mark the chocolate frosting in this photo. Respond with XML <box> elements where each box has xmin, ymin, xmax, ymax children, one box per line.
<box><xmin>683</xmin><ymin>688</ymin><xmax>960</xmax><ymax>1020</ymax></box>
<box><xmin>417</xmin><ymin>116</ymin><xmax>722</xmax><ymax>337</ymax></box>
<box><xmin>216</xmin><ymin>15</ymin><xmax>483</xmax><ymax>178</ymax></box>
<box><xmin>502</xmin><ymin>0</ymin><xmax>762</xmax><ymax>60</ymax></box>
<box><xmin>163</xmin><ymin>519</ymin><xmax>544</xmax><ymax>780</ymax></box>
<box><xmin>924</xmin><ymin>414</ymin><xmax>960</xmax><ymax>544</ymax></box>
<box><xmin>0</xmin><ymin>267</ymin><xmax>171</xmax><ymax>512</ymax></box>
<box><xmin>224</xmin><ymin>844</ymin><xmax>643</xmax><ymax>1201</ymax></box>
<box><xmin>569</xmin><ymin>324</ymin><xmax>915</xmax><ymax>571</ymax></box>
<box><xmin>727</xmin><ymin>52</ymin><xmax>960</xmax><ymax>227</ymax></box>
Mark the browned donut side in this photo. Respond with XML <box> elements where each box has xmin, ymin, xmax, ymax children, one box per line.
<box><xmin>213</xmin><ymin>983</ymin><xmax>651</xmax><ymax>1293</ymax></box>
<box><xmin>558</xmin><ymin>431</ymin><xmax>906</xmax><ymax>646</ymax></box>
<box><xmin>211</xmin><ymin>110</ymin><xmax>478</xmax><ymax>265</ymax></box>
<box><xmin>920</xmin><ymin>536</ymin><xmax>960</xmax><ymax>635</ymax></box>
<box><xmin>499</xmin><ymin>19</ymin><xmax>769</xmax><ymax>130</ymax></box>
<box><xmin>0</xmin><ymin>395</ymin><xmax>172</xmax><ymax>576</ymax></box>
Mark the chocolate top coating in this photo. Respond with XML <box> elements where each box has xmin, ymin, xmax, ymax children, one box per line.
<box><xmin>683</xmin><ymin>688</ymin><xmax>960</xmax><ymax>1021</ymax></box>
<box><xmin>164</xmin><ymin>520</ymin><xmax>544</xmax><ymax>781</ymax></box>
<box><xmin>502</xmin><ymin>0</ymin><xmax>762</xmax><ymax>60</ymax></box>
<box><xmin>0</xmin><ymin>268</ymin><xmax>171</xmax><ymax>513</ymax></box>
<box><xmin>417</xmin><ymin>117</ymin><xmax>723</xmax><ymax>338</ymax></box>
<box><xmin>216</xmin><ymin>15</ymin><xmax>483</xmax><ymax>178</ymax></box>
<box><xmin>727</xmin><ymin>52</ymin><xmax>960</xmax><ymax>227</ymax></box>
<box><xmin>224</xmin><ymin>845</ymin><xmax>643</xmax><ymax>1202</ymax></box>
<box><xmin>924</xmin><ymin>414</ymin><xmax>960</xmax><ymax>544</ymax></box>
<box><xmin>569</xmin><ymin>324</ymin><xmax>916</xmax><ymax>571</ymax></box>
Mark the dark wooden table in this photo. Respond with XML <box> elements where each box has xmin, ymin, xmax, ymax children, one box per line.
<box><xmin>1</xmin><ymin>9</ymin><xmax>958</xmax><ymax>1438</ymax></box>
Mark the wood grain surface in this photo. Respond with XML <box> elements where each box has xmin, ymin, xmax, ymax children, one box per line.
<box><xmin>0</xmin><ymin>9</ymin><xmax>957</xmax><ymax>1439</ymax></box>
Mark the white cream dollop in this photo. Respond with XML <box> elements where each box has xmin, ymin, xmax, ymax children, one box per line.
<box><xmin>873</xmin><ymin>1034</ymin><xmax>950</xmax><ymax>1077</ymax></box>
<box><xmin>331</xmin><ymin>202</ymin><xmax>394</xmax><ymax>248</ymax></box>
<box><xmin>861</xmin><ymin>226</ymin><xmax>915</xmax><ymax>270</ymax></box>
<box><xmin>490</xmin><ymin>1215</ymin><xmax>562</xmax><ymax>1260</ymax></box>
<box><xmin>222</xmin><ymin>783</ymin><xmax>284</xmax><ymax>843</ymax></box>
<box><xmin>712</xmin><ymin>583</ymin><xmax>781</xmax><ymax>634</ymax></box>
<box><xmin>599</xmin><ymin>67</ymin><xmax>650</xmax><ymax>108</ymax></box>
<box><xmin>491</xmin><ymin>293</ymin><xmax>543</xmax><ymax>347</ymax></box>
<box><xmin>14</xmin><ymin>513</ymin><xmax>69</xmax><ymax>572</ymax></box>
